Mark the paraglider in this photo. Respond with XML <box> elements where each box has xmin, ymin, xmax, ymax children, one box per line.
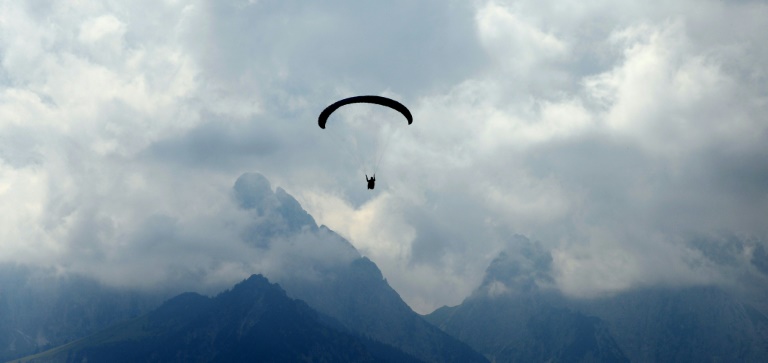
<box><xmin>318</xmin><ymin>95</ymin><xmax>412</xmax><ymax>129</ymax></box>
<box><xmin>318</xmin><ymin>95</ymin><xmax>412</xmax><ymax>189</ymax></box>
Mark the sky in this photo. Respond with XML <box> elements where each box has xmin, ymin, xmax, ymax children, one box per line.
<box><xmin>1</xmin><ymin>0</ymin><xmax>767</xmax><ymax>314</ymax></box>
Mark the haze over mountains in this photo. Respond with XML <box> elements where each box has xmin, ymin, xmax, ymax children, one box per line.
<box><xmin>426</xmin><ymin>236</ymin><xmax>768</xmax><ymax>362</ymax></box>
<box><xmin>0</xmin><ymin>265</ymin><xmax>163</xmax><ymax>362</ymax></box>
<box><xmin>3</xmin><ymin>173</ymin><xmax>768</xmax><ymax>362</ymax></box>
<box><xmin>3</xmin><ymin>173</ymin><xmax>486</xmax><ymax>363</ymax></box>
<box><xmin>230</xmin><ymin>173</ymin><xmax>487</xmax><ymax>363</ymax></box>
<box><xmin>15</xmin><ymin>275</ymin><xmax>427</xmax><ymax>363</ymax></box>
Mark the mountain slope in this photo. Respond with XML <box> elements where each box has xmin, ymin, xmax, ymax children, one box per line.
<box><xmin>425</xmin><ymin>236</ymin><xmax>768</xmax><ymax>363</ymax></box>
<box><xmin>234</xmin><ymin>173</ymin><xmax>489</xmax><ymax>363</ymax></box>
<box><xmin>280</xmin><ymin>252</ymin><xmax>488</xmax><ymax>363</ymax></box>
<box><xmin>573</xmin><ymin>286</ymin><xmax>768</xmax><ymax>363</ymax></box>
<box><xmin>0</xmin><ymin>264</ymin><xmax>163</xmax><ymax>362</ymax></box>
<box><xmin>14</xmin><ymin>275</ymin><xmax>423</xmax><ymax>363</ymax></box>
<box><xmin>427</xmin><ymin>295</ymin><xmax>628</xmax><ymax>363</ymax></box>
<box><xmin>5</xmin><ymin>173</ymin><xmax>485</xmax><ymax>363</ymax></box>
<box><xmin>424</xmin><ymin>238</ymin><xmax>629</xmax><ymax>363</ymax></box>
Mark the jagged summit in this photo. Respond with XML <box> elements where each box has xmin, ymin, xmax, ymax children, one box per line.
<box><xmin>426</xmin><ymin>239</ymin><xmax>630</xmax><ymax>363</ymax></box>
<box><xmin>426</xmin><ymin>236</ymin><xmax>768</xmax><ymax>363</ymax></box>
<box><xmin>234</xmin><ymin>172</ymin><xmax>319</xmax><ymax>248</ymax></box>
<box><xmin>229</xmin><ymin>172</ymin><xmax>487</xmax><ymax>363</ymax></box>
<box><xmin>15</xmin><ymin>273</ymin><xmax>418</xmax><ymax>363</ymax></box>
<box><xmin>475</xmin><ymin>236</ymin><xmax>555</xmax><ymax>298</ymax></box>
<box><xmin>233</xmin><ymin>173</ymin><xmax>274</xmax><ymax>210</ymax></box>
<box><xmin>224</xmin><ymin>273</ymin><xmax>283</xmax><ymax>297</ymax></box>
<box><xmin>5</xmin><ymin>173</ymin><xmax>487</xmax><ymax>363</ymax></box>
<box><xmin>233</xmin><ymin>172</ymin><xmax>317</xmax><ymax>231</ymax></box>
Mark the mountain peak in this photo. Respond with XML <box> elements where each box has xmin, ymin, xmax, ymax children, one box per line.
<box><xmin>476</xmin><ymin>236</ymin><xmax>554</xmax><ymax>297</ymax></box>
<box><xmin>233</xmin><ymin>273</ymin><xmax>277</xmax><ymax>293</ymax></box>
<box><xmin>21</xmin><ymin>273</ymin><xmax>418</xmax><ymax>363</ymax></box>
<box><xmin>275</xmin><ymin>186</ymin><xmax>318</xmax><ymax>231</ymax></box>
<box><xmin>235</xmin><ymin>173</ymin><xmax>318</xmax><ymax>248</ymax></box>
<box><xmin>233</xmin><ymin>172</ymin><xmax>274</xmax><ymax>211</ymax></box>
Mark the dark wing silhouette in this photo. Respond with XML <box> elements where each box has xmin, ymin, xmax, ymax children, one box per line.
<box><xmin>318</xmin><ymin>95</ymin><xmax>413</xmax><ymax>129</ymax></box>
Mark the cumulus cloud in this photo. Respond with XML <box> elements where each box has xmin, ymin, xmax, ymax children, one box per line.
<box><xmin>336</xmin><ymin>0</ymin><xmax>768</xmax><ymax>308</ymax></box>
<box><xmin>2</xmin><ymin>0</ymin><xmax>767</xmax><ymax>313</ymax></box>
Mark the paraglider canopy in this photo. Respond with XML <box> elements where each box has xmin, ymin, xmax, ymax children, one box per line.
<box><xmin>318</xmin><ymin>95</ymin><xmax>412</xmax><ymax>189</ymax></box>
<box><xmin>318</xmin><ymin>95</ymin><xmax>413</xmax><ymax>129</ymax></box>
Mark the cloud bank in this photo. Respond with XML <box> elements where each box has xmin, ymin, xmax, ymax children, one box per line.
<box><xmin>2</xmin><ymin>0</ymin><xmax>767</xmax><ymax>313</ymax></box>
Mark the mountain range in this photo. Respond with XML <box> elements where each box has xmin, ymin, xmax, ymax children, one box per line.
<box><xmin>14</xmin><ymin>274</ymin><xmax>423</xmax><ymax>363</ymax></box>
<box><xmin>425</xmin><ymin>236</ymin><xmax>768</xmax><ymax>363</ymax></box>
<box><xmin>0</xmin><ymin>264</ymin><xmax>163</xmax><ymax>362</ymax></box>
<box><xmin>425</xmin><ymin>238</ymin><xmax>630</xmax><ymax>363</ymax></box>
<box><xmin>4</xmin><ymin>173</ymin><xmax>768</xmax><ymax>362</ymax></box>
<box><xmin>229</xmin><ymin>174</ymin><xmax>486</xmax><ymax>363</ymax></box>
<box><xmin>4</xmin><ymin>173</ymin><xmax>486</xmax><ymax>363</ymax></box>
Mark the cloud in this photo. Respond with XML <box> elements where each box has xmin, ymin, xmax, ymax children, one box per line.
<box><xmin>2</xmin><ymin>0</ymin><xmax>767</xmax><ymax>313</ymax></box>
<box><xmin>323</xmin><ymin>1</ymin><xmax>768</xmax><ymax>308</ymax></box>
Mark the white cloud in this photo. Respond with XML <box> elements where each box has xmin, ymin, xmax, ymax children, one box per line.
<box><xmin>79</xmin><ymin>14</ymin><xmax>124</xmax><ymax>42</ymax></box>
<box><xmin>2</xmin><ymin>0</ymin><xmax>767</xmax><ymax>313</ymax></box>
<box><xmin>477</xmin><ymin>1</ymin><xmax>568</xmax><ymax>72</ymax></box>
<box><xmin>583</xmin><ymin>22</ymin><xmax>738</xmax><ymax>156</ymax></box>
